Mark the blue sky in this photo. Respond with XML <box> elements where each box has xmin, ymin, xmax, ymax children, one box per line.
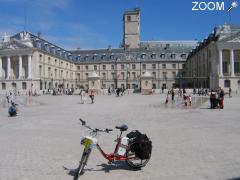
<box><xmin>0</xmin><ymin>0</ymin><xmax>239</xmax><ymax>50</ymax></box>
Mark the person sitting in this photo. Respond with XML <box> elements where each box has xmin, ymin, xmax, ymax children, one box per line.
<box><xmin>8</xmin><ymin>102</ymin><xmax>17</xmax><ymax>117</ymax></box>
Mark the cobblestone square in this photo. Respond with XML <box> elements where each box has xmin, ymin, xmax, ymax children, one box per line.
<box><xmin>0</xmin><ymin>94</ymin><xmax>240</xmax><ymax>180</ymax></box>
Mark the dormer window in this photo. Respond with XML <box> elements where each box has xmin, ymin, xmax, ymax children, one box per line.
<box><xmin>160</xmin><ymin>54</ymin><xmax>165</xmax><ymax>59</ymax></box>
<box><xmin>93</xmin><ymin>54</ymin><xmax>98</xmax><ymax>60</ymax></box>
<box><xmin>171</xmin><ymin>54</ymin><xmax>176</xmax><ymax>59</ymax></box>
<box><xmin>110</xmin><ymin>55</ymin><xmax>115</xmax><ymax>60</ymax></box>
<box><xmin>44</xmin><ymin>43</ymin><xmax>49</xmax><ymax>52</ymax></box>
<box><xmin>151</xmin><ymin>53</ymin><xmax>156</xmax><ymax>59</ymax></box>
<box><xmin>77</xmin><ymin>55</ymin><xmax>81</xmax><ymax>61</ymax></box>
<box><xmin>141</xmin><ymin>53</ymin><xmax>146</xmax><ymax>59</ymax></box>
<box><xmin>181</xmin><ymin>54</ymin><xmax>186</xmax><ymax>59</ymax></box>
<box><xmin>84</xmin><ymin>55</ymin><xmax>88</xmax><ymax>61</ymax></box>
<box><xmin>101</xmin><ymin>54</ymin><xmax>106</xmax><ymax>60</ymax></box>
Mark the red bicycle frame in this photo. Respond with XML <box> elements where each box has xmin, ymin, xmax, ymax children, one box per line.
<box><xmin>95</xmin><ymin>134</ymin><xmax>137</xmax><ymax>162</ymax></box>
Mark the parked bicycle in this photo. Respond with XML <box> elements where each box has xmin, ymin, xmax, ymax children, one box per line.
<box><xmin>70</xmin><ymin>118</ymin><xmax>152</xmax><ymax>179</ymax></box>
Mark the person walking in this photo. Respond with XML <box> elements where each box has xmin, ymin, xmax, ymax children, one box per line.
<box><xmin>188</xmin><ymin>95</ymin><xmax>192</xmax><ymax>106</ymax></box>
<box><xmin>80</xmin><ymin>90</ymin><xmax>83</xmax><ymax>104</ymax></box>
<box><xmin>171</xmin><ymin>89</ymin><xmax>175</xmax><ymax>101</ymax></box>
<box><xmin>219</xmin><ymin>88</ymin><xmax>225</xmax><ymax>109</ymax></box>
<box><xmin>229</xmin><ymin>87</ymin><xmax>232</xmax><ymax>98</ymax></box>
<box><xmin>89</xmin><ymin>90</ymin><xmax>95</xmax><ymax>104</ymax></box>
<box><xmin>209</xmin><ymin>90</ymin><xmax>216</xmax><ymax>109</ymax></box>
<box><xmin>108</xmin><ymin>87</ymin><xmax>111</xmax><ymax>95</ymax></box>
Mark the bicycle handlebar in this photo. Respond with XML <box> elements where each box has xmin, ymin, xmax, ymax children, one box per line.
<box><xmin>79</xmin><ymin>119</ymin><xmax>113</xmax><ymax>133</ymax></box>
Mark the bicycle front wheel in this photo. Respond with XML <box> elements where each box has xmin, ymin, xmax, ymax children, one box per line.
<box><xmin>73</xmin><ymin>148</ymin><xmax>91</xmax><ymax>180</ymax></box>
<box><xmin>125</xmin><ymin>149</ymin><xmax>151</xmax><ymax>170</ymax></box>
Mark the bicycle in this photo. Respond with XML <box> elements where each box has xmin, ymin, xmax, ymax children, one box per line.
<box><xmin>71</xmin><ymin>118</ymin><xmax>151</xmax><ymax>179</ymax></box>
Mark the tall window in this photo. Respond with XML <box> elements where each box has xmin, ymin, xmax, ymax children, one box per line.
<box><xmin>39</xmin><ymin>65</ymin><xmax>42</xmax><ymax>77</ymax></box>
<box><xmin>132</xmin><ymin>64</ymin><xmax>136</xmax><ymax>70</ymax></box>
<box><xmin>132</xmin><ymin>72</ymin><xmax>136</xmax><ymax>79</ymax></box>
<box><xmin>152</xmin><ymin>72</ymin><xmax>156</xmax><ymax>79</ymax></box>
<box><xmin>85</xmin><ymin>65</ymin><xmax>88</xmax><ymax>70</ymax></box>
<box><xmin>223</xmin><ymin>62</ymin><xmax>228</xmax><ymax>74</ymax></box>
<box><xmin>172</xmin><ymin>64</ymin><xmax>176</xmax><ymax>69</ymax></box>
<box><xmin>121</xmin><ymin>72</ymin><xmax>125</xmax><ymax>80</ymax></box>
<box><xmin>172</xmin><ymin>72</ymin><xmax>176</xmax><ymax>79</ymax></box>
<box><xmin>77</xmin><ymin>66</ymin><xmax>80</xmax><ymax>70</ymax></box>
<box><xmin>94</xmin><ymin>65</ymin><xmax>97</xmax><ymax>71</ymax></box>
<box><xmin>234</xmin><ymin>62</ymin><xmax>240</xmax><ymax>74</ymax></box>
<box><xmin>163</xmin><ymin>72</ymin><xmax>167</xmax><ymax>80</ymax></box>
<box><xmin>22</xmin><ymin>82</ymin><xmax>27</xmax><ymax>90</ymax></box>
<box><xmin>48</xmin><ymin>67</ymin><xmax>51</xmax><ymax>78</ymax></box>
<box><xmin>54</xmin><ymin>69</ymin><xmax>57</xmax><ymax>78</ymax></box>
<box><xmin>102</xmin><ymin>72</ymin><xmax>106</xmax><ymax>80</ymax></box>
<box><xmin>152</xmin><ymin>64</ymin><xmax>156</xmax><ymax>70</ymax></box>
<box><xmin>142</xmin><ymin>64</ymin><xmax>146</xmax><ymax>70</ymax></box>
<box><xmin>102</xmin><ymin>65</ymin><xmax>106</xmax><ymax>70</ymax></box>
<box><xmin>121</xmin><ymin>64</ymin><xmax>125</xmax><ymax>70</ymax></box>
<box><xmin>111</xmin><ymin>72</ymin><xmax>115</xmax><ymax>79</ymax></box>
<box><xmin>111</xmin><ymin>64</ymin><xmax>115</xmax><ymax>70</ymax></box>
<box><xmin>127</xmin><ymin>15</ymin><xmax>131</xmax><ymax>21</ymax></box>
<box><xmin>162</xmin><ymin>64</ymin><xmax>166</xmax><ymax>69</ymax></box>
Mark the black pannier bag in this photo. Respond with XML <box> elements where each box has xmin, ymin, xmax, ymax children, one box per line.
<box><xmin>127</xmin><ymin>130</ymin><xmax>152</xmax><ymax>160</ymax></box>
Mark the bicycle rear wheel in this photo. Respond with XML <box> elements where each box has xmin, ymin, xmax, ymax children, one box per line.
<box><xmin>125</xmin><ymin>149</ymin><xmax>151</xmax><ymax>169</ymax></box>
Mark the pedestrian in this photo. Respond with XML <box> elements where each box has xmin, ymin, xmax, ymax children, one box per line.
<box><xmin>209</xmin><ymin>90</ymin><xmax>216</xmax><ymax>109</ymax></box>
<box><xmin>162</xmin><ymin>86</ymin><xmax>164</xmax><ymax>94</ymax></box>
<box><xmin>8</xmin><ymin>101</ymin><xmax>17</xmax><ymax>117</ymax></box>
<box><xmin>165</xmin><ymin>94</ymin><xmax>169</xmax><ymax>104</ymax></box>
<box><xmin>189</xmin><ymin>95</ymin><xmax>192</xmax><ymax>106</ymax></box>
<box><xmin>108</xmin><ymin>87</ymin><xmax>111</xmax><ymax>95</ymax></box>
<box><xmin>171</xmin><ymin>89</ymin><xmax>175</xmax><ymax>101</ymax></box>
<box><xmin>229</xmin><ymin>87</ymin><xmax>232</xmax><ymax>98</ymax></box>
<box><xmin>80</xmin><ymin>90</ymin><xmax>83</xmax><ymax>103</ymax></box>
<box><xmin>116</xmin><ymin>88</ymin><xmax>120</xmax><ymax>97</ymax></box>
<box><xmin>219</xmin><ymin>88</ymin><xmax>225</xmax><ymax>109</ymax></box>
<box><xmin>89</xmin><ymin>90</ymin><xmax>95</xmax><ymax>104</ymax></box>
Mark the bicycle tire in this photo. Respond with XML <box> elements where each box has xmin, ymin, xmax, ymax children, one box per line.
<box><xmin>125</xmin><ymin>149</ymin><xmax>151</xmax><ymax>169</ymax></box>
<box><xmin>73</xmin><ymin>149</ymin><xmax>91</xmax><ymax>180</ymax></box>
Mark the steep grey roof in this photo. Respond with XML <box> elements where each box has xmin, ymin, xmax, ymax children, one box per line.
<box><xmin>8</xmin><ymin>31</ymin><xmax>197</xmax><ymax>64</ymax></box>
<box><xmin>187</xmin><ymin>24</ymin><xmax>240</xmax><ymax>59</ymax></box>
<box><xmin>71</xmin><ymin>41</ymin><xmax>197</xmax><ymax>64</ymax></box>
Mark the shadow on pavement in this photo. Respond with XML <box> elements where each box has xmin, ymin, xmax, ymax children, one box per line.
<box><xmin>227</xmin><ymin>178</ymin><xmax>240</xmax><ymax>180</ymax></box>
<box><xmin>95</xmin><ymin>161</ymin><xmax>138</xmax><ymax>173</ymax></box>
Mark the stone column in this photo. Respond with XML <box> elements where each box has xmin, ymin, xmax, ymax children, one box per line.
<box><xmin>0</xmin><ymin>56</ymin><xmax>2</xmax><ymax>79</ymax></box>
<box><xmin>219</xmin><ymin>50</ymin><xmax>223</xmax><ymax>77</ymax></box>
<box><xmin>230</xmin><ymin>49</ymin><xmax>235</xmax><ymax>77</ymax></box>
<box><xmin>18</xmin><ymin>55</ymin><xmax>22</xmax><ymax>79</ymax></box>
<box><xmin>7</xmin><ymin>56</ymin><xmax>11</xmax><ymax>79</ymax></box>
<box><xmin>27</xmin><ymin>55</ymin><xmax>32</xmax><ymax>79</ymax></box>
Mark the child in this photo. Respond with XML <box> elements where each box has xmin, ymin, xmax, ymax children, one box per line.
<box><xmin>189</xmin><ymin>95</ymin><xmax>192</xmax><ymax>106</ymax></box>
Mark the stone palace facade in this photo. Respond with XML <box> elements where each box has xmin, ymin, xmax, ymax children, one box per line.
<box><xmin>0</xmin><ymin>8</ymin><xmax>240</xmax><ymax>94</ymax></box>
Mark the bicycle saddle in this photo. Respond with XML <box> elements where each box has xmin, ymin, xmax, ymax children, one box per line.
<box><xmin>115</xmin><ymin>124</ymin><xmax>128</xmax><ymax>131</ymax></box>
